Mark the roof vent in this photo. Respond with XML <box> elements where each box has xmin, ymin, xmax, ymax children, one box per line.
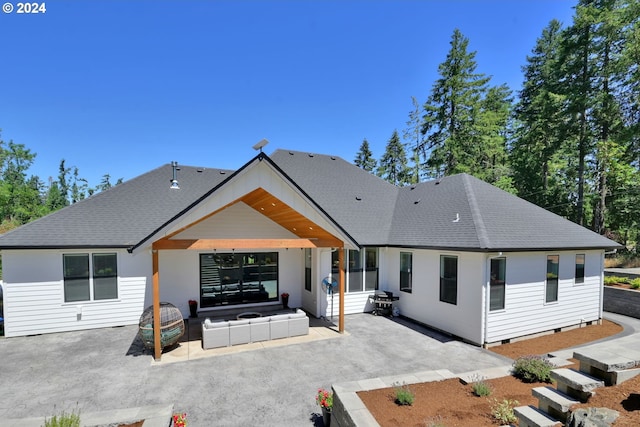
<box><xmin>452</xmin><ymin>213</ymin><xmax>460</xmax><ymax>223</ymax></box>
<box><xmin>410</xmin><ymin>185</ymin><xmax>416</xmax><ymax>190</ymax></box>
<box><xmin>414</xmin><ymin>199</ymin><xmax>420</xmax><ymax>204</ymax></box>
<box><xmin>196</xmin><ymin>168</ymin><xmax>204</xmax><ymax>173</ymax></box>
<box><xmin>355</xmin><ymin>196</ymin><xmax>362</xmax><ymax>201</ymax></box>
<box><xmin>170</xmin><ymin>161</ymin><xmax>180</xmax><ymax>190</ymax></box>
<box><xmin>435</xmin><ymin>177</ymin><xmax>443</xmax><ymax>185</ymax></box>
<box><xmin>219</xmin><ymin>170</ymin><xmax>226</xmax><ymax>175</ymax></box>
<box><xmin>331</xmin><ymin>156</ymin><xmax>336</xmax><ymax>160</ymax></box>
<box><xmin>289</xmin><ymin>151</ymin><xmax>294</xmax><ymax>155</ymax></box>
<box><xmin>308</xmin><ymin>153</ymin><xmax>314</xmax><ymax>157</ymax></box>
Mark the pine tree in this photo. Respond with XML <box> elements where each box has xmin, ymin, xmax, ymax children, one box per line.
<box><xmin>354</xmin><ymin>138</ymin><xmax>377</xmax><ymax>172</ymax></box>
<box><xmin>377</xmin><ymin>130</ymin><xmax>410</xmax><ymax>186</ymax></box>
<box><xmin>421</xmin><ymin>29</ymin><xmax>491</xmax><ymax>178</ymax></box>
<box><xmin>512</xmin><ymin>19</ymin><xmax>570</xmax><ymax>214</ymax></box>
<box><xmin>403</xmin><ymin>96</ymin><xmax>425</xmax><ymax>182</ymax></box>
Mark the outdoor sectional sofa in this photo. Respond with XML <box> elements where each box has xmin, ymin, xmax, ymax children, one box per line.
<box><xmin>201</xmin><ymin>309</ymin><xmax>310</xmax><ymax>349</ymax></box>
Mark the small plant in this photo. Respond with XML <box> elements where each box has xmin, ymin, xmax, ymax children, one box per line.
<box><xmin>172</xmin><ymin>412</ymin><xmax>187</xmax><ymax>427</ymax></box>
<box><xmin>512</xmin><ymin>355</ymin><xmax>554</xmax><ymax>383</ymax></box>
<box><xmin>316</xmin><ymin>388</ymin><xmax>333</xmax><ymax>410</ymax></box>
<box><xmin>43</xmin><ymin>408</ymin><xmax>81</xmax><ymax>427</ymax></box>
<box><xmin>470</xmin><ymin>375</ymin><xmax>492</xmax><ymax>397</ymax></box>
<box><xmin>630</xmin><ymin>278</ymin><xmax>640</xmax><ymax>289</ymax></box>
<box><xmin>393</xmin><ymin>382</ymin><xmax>415</xmax><ymax>406</ymax></box>
<box><xmin>423</xmin><ymin>415</ymin><xmax>446</xmax><ymax>427</ymax></box>
<box><xmin>604</xmin><ymin>275</ymin><xmax>631</xmax><ymax>285</ymax></box>
<box><xmin>490</xmin><ymin>398</ymin><xmax>518</xmax><ymax>425</ymax></box>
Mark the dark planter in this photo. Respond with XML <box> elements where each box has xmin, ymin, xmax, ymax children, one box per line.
<box><xmin>281</xmin><ymin>295</ymin><xmax>289</xmax><ymax>309</ymax></box>
<box><xmin>321</xmin><ymin>407</ymin><xmax>331</xmax><ymax>427</ymax></box>
<box><xmin>189</xmin><ymin>301</ymin><xmax>198</xmax><ymax>318</ymax></box>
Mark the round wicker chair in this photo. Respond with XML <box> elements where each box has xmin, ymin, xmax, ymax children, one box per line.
<box><xmin>138</xmin><ymin>302</ymin><xmax>185</xmax><ymax>349</ymax></box>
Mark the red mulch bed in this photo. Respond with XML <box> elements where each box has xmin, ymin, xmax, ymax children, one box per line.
<box><xmin>358</xmin><ymin>320</ymin><xmax>640</xmax><ymax>426</ymax></box>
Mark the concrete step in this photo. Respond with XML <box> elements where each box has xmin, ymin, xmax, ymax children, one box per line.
<box><xmin>532</xmin><ymin>386</ymin><xmax>580</xmax><ymax>422</ymax></box>
<box><xmin>573</xmin><ymin>349</ymin><xmax>640</xmax><ymax>385</ymax></box>
<box><xmin>550</xmin><ymin>368</ymin><xmax>604</xmax><ymax>402</ymax></box>
<box><xmin>514</xmin><ymin>405</ymin><xmax>562</xmax><ymax>427</ymax></box>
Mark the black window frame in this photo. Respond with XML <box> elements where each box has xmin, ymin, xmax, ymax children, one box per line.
<box><xmin>200</xmin><ymin>252</ymin><xmax>278</xmax><ymax>308</ymax></box>
<box><xmin>575</xmin><ymin>254</ymin><xmax>585</xmax><ymax>285</ymax></box>
<box><xmin>399</xmin><ymin>252</ymin><xmax>412</xmax><ymax>293</ymax></box>
<box><xmin>489</xmin><ymin>257</ymin><xmax>506</xmax><ymax>311</ymax></box>
<box><xmin>546</xmin><ymin>255</ymin><xmax>559</xmax><ymax>303</ymax></box>
<box><xmin>439</xmin><ymin>255</ymin><xmax>458</xmax><ymax>305</ymax></box>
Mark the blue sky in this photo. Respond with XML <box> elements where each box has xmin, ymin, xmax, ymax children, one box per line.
<box><xmin>0</xmin><ymin>1</ymin><xmax>576</xmax><ymax>188</ymax></box>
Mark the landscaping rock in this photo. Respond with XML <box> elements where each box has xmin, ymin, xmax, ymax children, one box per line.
<box><xmin>566</xmin><ymin>407</ymin><xmax>619</xmax><ymax>427</ymax></box>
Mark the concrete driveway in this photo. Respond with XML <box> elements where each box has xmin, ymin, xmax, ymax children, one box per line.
<box><xmin>0</xmin><ymin>314</ymin><xmax>511</xmax><ymax>426</ymax></box>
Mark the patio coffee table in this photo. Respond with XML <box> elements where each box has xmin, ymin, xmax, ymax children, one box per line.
<box><xmin>237</xmin><ymin>312</ymin><xmax>262</xmax><ymax>320</ymax></box>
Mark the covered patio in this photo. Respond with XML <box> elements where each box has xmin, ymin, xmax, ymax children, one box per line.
<box><xmin>147</xmin><ymin>185</ymin><xmax>354</xmax><ymax>360</ymax></box>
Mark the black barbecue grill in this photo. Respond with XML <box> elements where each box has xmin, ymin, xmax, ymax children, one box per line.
<box><xmin>370</xmin><ymin>291</ymin><xmax>399</xmax><ymax>316</ymax></box>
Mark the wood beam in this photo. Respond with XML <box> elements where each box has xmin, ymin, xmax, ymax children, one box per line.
<box><xmin>153</xmin><ymin>238</ymin><xmax>342</xmax><ymax>250</ymax></box>
<box><xmin>338</xmin><ymin>247</ymin><xmax>345</xmax><ymax>333</ymax></box>
<box><xmin>152</xmin><ymin>249</ymin><xmax>161</xmax><ymax>361</ymax></box>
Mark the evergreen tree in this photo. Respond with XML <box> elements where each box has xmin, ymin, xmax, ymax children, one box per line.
<box><xmin>475</xmin><ymin>83</ymin><xmax>514</xmax><ymax>190</ymax></box>
<box><xmin>403</xmin><ymin>96</ymin><xmax>425</xmax><ymax>182</ymax></box>
<box><xmin>421</xmin><ymin>29</ymin><xmax>491</xmax><ymax>178</ymax></box>
<box><xmin>354</xmin><ymin>138</ymin><xmax>377</xmax><ymax>172</ymax></box>
<box><xmin>377</xmin><ymin>130</ymin><xmax>410</xmax><ymax>186</ymax></box>
<box><xmin>512</xmin><ymin>20</ymin><xmax>570</xmax><ymax>213</ymax></box>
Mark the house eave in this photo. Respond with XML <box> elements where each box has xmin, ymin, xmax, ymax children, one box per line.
<box><xmin>376</xmin><ymin>244</ymin><xmax>622</xmax><ymax>253</ymax></box>
<box><xmin>0</xmin><ymin>245</ymin><xmax>132</xmax><ymax>251</ymax></box>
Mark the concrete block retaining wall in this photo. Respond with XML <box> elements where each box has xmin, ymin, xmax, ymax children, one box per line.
<box><xmin>604</xmin><ymin>287</ymin><xmax>640</xmax><ymax>319</ymax></box>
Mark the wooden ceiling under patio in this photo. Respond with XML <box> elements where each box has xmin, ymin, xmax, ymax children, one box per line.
<box><xmin>154</xmin><ymin>187</ymin><xmax>343</xmax><ymax>250</ymax></box>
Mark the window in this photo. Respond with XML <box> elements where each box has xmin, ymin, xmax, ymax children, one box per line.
<box><xmin>304</xmin><ymin>248</ymin><xmax>312</xmax><ymax>292</ymax></box>
<box><xmin>63</xmin><ymin>253</ymin><xmax>118</xmax><ymax>302</ymax></box>
<box><xmin>546</xmin><ymin>255</ymin><xmax>559</xmax><ymax>303</ymax></box>
<box><xmin>364</xmin><ymin>248</ymin><xmax>378</xmax><ymax>291</ymax></box>
<box><xmin>93</xmin><ymin>253</ymin><xmax>118</xmax><ymax>300</ymax></box>
<box><xmin>575</xmin><ymin>254</ymin><xmax>585</xmax><ymax>285</ymax></box>
<box><xmin>348</xmin><ymin>250</ymin><xmax>363</xmax><ymax>292</ymax></box>
<box><xmin>400</xmin><ymin>252</ymin><xmax>412</xmax><ymax>293</ymax></box>
<box><xmin>330</xmin><ymin>248</ymin><xmax>379</xmax><ymax>293</ymax></box>
<box><xmin>64</xmin><ymin>254</ymin><xmax>90</xmax><ymax>302</ymax></box>
<box><xmin>200</xmin><ymin>252</ymin><xmax>278</xmax><ymax>307</ymax></box>
<box><xmin>490</xmin><ymin>258</ymin><xmax>506</xmax><ymax>311</ymax></box>
<box><xmin>440</xmin><ymin>255</ymin><xmax>457</xmax><ymax>304</ymax></box>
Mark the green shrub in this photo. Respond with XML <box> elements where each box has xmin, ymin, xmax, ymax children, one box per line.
<box><xmin>43</xmin><ymin>408</ymin><xmax>81</xmax><ymax>427</ymax></box>
<box><xmin>393</xmin><ymin>382</ymin><xmax>415</xmax><ymax>406</ymax></box>
<box><xmin>604</xmin><ymin>275</ymin><xmax>630</xmax><ymax>285</ymax></box>
<box><xmin>471</xmin><ymin>377</ymin><xmax>492</xmax><ymax>397</ymax></box>
<box><xmin>630</xmin><ymin>278</ymin><xmax>640</xmax><ymax>289</ymax></box>
<box><xmin>490</xmin><ymin>398</ymin><xmax>518</xmax><ymax>424</ymax></box>
<box><xmin>512</xmin><ymin>355</ymin><xmax>554</xmax><ymax>383</ymax></box>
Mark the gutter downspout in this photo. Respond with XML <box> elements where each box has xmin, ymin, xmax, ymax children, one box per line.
<box><xmin>483</xmin><ymin>254</ymin><xmax>490</xmax><ymax>347</ymax></box>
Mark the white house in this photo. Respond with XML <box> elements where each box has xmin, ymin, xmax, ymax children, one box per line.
<box><xmin>0</xmin><ymin>149</ymin><xmax>619</xmax><ymax>359</ymax></box>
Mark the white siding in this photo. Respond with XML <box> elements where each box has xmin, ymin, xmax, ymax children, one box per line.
<box><xmin>2</xmin><ymin>249</ymin><xmax>149</xmax><ymax>337</ymax></box>
<box><xmin>156</xmin><ymin>248</ymin><xmax>304</xmax><ymax>318</ymax></box>
<box><xmin>484</xmin><ymin>250</ymin><xmax>603</xmax><ymax>343</ymax></box>
<box><xmin>160</xmin><ymin>162</ymin><xmax>354</xmax><ymax>247</ymax></box>
<box><xmin>379</xmin><ymin>248</ymin><xmax>485</xmax><ymax>345</ymax></box>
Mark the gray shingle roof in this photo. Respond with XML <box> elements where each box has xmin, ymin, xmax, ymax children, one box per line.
<box><xmin>0</xmin><ymin>150</ymin><xmax>620</xmax><ymax>251</ymax></box>
<box><xmin>0</xmin><ymin>164</ymin><xmax>232</xmax><ymax>249</ymax></box>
